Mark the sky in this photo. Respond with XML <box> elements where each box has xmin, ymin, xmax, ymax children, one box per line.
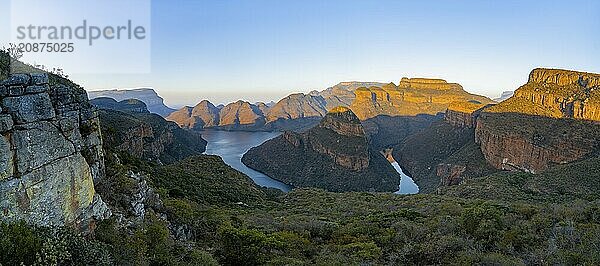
<box><xmin>1</xmin><ymin>0</ymin><xmax>599</xmax><ymax>107</ymax></box>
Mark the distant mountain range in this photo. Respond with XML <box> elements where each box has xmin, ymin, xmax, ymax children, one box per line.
<box><xmin>493</xmin><ymin>91</ymin><xmax>514</xmax><ymax>102</ymax></box>
<box><xmin>166</xmin><ymin>79</ymin><xmax>493</xmax><ymax>132</ymax></box>
<box><xmin>87</xmin><ymin>88</ymin><xmax>176</xmax><ymax>117</ymax></box>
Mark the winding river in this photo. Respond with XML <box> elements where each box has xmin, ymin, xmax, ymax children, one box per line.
<box><xmin>200</xmin><ymin>130</ymin><xmax>292</xmax><ymax>192</ymax></box>
<box><xmin>200</xmin><ymin>130</ymin><xmax>418</xmax><ymax>194</ymax></box>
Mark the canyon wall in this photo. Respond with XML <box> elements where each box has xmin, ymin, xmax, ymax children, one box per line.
<box><xmin>476</xmin><ymin>68</ymin><xmax>600</xmax><ymax>173</ymax></box>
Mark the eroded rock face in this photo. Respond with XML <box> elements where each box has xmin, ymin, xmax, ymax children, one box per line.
<box><xmin>99</xmin><ymin>109</ymin><xmax>207</xmax><ymax>164</ymax></box>
<box><xmin>488</xmin><ymin>68</ymin><xmax>600</xmax><ymax>121</ymax></box>
<box><xmin>444</xmin><ymin>101</ymin><xmax>491</xmax><ymax>128</ymax></box>
<box><xmin>350</xmin><ymin>79</ymin><xmax>493</xmax><ymax>120</ymax></box>
<box><xmin>475</xmin><ymin>112</ymin><xmax>599</xmax><ymax>173</ymax></box>
<box><xmin>0</xmin><ymin>73</ymin><xmax>110</xmax><ymax>229</ymax></box>
<box><xmin>476</xmin><ymin>68</ymin><xmax>600</xmax><ymax>173</ymax></box>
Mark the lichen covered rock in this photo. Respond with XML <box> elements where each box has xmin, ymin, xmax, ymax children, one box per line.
<box><xmin>0</xmin><ymin>73</ymin><xmax>110</xmax><ymax>230</ymax></box>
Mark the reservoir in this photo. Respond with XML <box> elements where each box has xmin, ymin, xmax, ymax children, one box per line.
<box><xmin>200</xmin><ymin>130</ymin><xmax>292</xmax><ymax>192</ymax></box>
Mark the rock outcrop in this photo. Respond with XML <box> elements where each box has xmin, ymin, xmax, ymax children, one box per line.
<box><xmin>475</xmin><ymin>112</ymin><xmax>600</xmax><ymax>173</ymax></box>
<box><xmin>88</xmin><ymin>88</ymin><xmax>176</xmax><ymax>117</ymax></box>
<box><xmin>242</xmin><ymin>107</ymin><xmax>400</xmax><ymax>192</ymax></box>
<box><xmin>476</xmin><ymin>68</ymin><xmax>600</xmax><ymax>173</ymax></box>
<box><xmin>0</xmin><ymin>73</ymin><xmax>110</xmax><ymax>229</ymax></box>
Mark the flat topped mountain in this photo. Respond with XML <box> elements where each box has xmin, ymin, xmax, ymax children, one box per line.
<box><xmin>88</xmin><ymin>88</ymin><xmax>176</xmax><ymax>117</ymax></box>
<box><xmin>350</xmin><ymin>78</ymin><xmax>492</xmax><ymax>120</ymax></box>
<box><xmin>90</xmin><ymin>97</ymin><xmax>150</xmax><ymax>113</ymax></box>
<box><xmin>487</xmin><ymin>68</ymin><xmax>600</xmax><ymax>121</ymax></box>
<box><xmin>528</xmin><ymin>68</ymin><xmax>600</xmax><ymax>87</ymax></box>
<box><xmin>477</xmin><ymin>68</ymin><xmax>600</xmax><ymax>174</ymax></box>
<box><xmin>242</xmin><ymin>107</ymin><xmax>400</xmax><ymax>192</ymax></box>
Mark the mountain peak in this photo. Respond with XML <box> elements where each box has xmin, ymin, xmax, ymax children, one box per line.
<box><xmin>320</xmin><ymin>106</ymin><xmax>363</xmax><ymax>136</ymax></box>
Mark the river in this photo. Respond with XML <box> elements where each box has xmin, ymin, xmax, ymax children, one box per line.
<box><xmin>200</xmin><ymin>130</ymin><xmax>418</xmax><ymax>194</ymax></box>
<box><xmin>200</xmin><ymin>130</ymin><xmax>292</xmax><ymax>192</ymax></box>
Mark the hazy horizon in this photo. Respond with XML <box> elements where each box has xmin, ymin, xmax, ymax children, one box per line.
<box><xmin>2</xmin><ymin>0</ymin><xmax>599</xmax><ymax>106</ymax></box>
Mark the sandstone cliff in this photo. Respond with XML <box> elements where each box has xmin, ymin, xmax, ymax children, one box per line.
<box><xmin>0</xmin><ymin>73</ymin><xmax>110</xmax><ymax>229</ymax></box>
<box><xmin>487</xmin><ymin>68</ymin><xmax>600</xmax><ymax>121</ymax></box>
<box><xmin>349</xmin><ymin>78</ymin><xmax>493</xmax><ymax>120</ymax></box>
<box><xmin>476</xmin><ymin>68</ymin><xmax>600</xmax><ymax>173</ymax></box>
<box><xmin>242</xmin><ymin>106</ymin><xmax>400</xmax><ymax>192</ymax></box>
<box><xmin>444</xmin><ymin>101</ymin><xmax>491</xmax><ymax>128</ymax></box>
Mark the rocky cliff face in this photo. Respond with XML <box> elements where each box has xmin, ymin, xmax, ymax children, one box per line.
<box><xmin>444</xmin><ymin>101</ymin><xmax>491</xmax><ymax>128</ymax></box>
<box><xmin>242</xmin><ymin>107</ymin><xmax>400</xmax><ymax>192</ymax></box>
<box><xmin>0</xmin><ymin>73</ymin><xmax>110</xmax><ymax>229</ymax></box>
<box><xmin>488</xmin><ymin>68</ymin><xmax>600</xmax><ymax>121</ymax></box>
<box><xmin>475</xmin><ymin>112</ymin><xmax>599</xmax><ymax>173</ymax></box>
<box><xmin>476</xmin><ymin>68</ymin><xmax>600</xmax><ymax>173</ymax></box>
<box><xmin>349</xmin><ymin>79</ymin><xmax>493</xmax><ymax>120</ymax></box>
<box><xmin>88</xmin><ymin>88</ymin><xmax>176</xmax><ymax>117</ymax></box>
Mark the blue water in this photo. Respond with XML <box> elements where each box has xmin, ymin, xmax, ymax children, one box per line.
<box><xmin>200</xmin><ymin>130</ymin><xmax>292</xmax><ymax>192</ymax></box>
<box><xmin>392</xmin><ymin>162</ymin><xmax>419</xmax><ymax>194</ymax></box>
<box><xmin>200</xmin><ymin>129</ymin><xmax>417</xmax><ymax>194</ymax></box>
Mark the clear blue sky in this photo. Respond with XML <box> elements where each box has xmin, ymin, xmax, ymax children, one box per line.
<box><xmin>2</xmin><ymin>0</ymin><xmax>599</xmax><ymax>107</ymax></box>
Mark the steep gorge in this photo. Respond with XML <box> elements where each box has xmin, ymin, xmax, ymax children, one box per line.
<box><xmin>242</xmin><ymin>106</ymin><xmax>400</xmax><ymax>192</ymax></box>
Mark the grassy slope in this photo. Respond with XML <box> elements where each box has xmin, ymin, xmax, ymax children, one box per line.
<box><xmin>439</xmin><ymin>157</ymin><xmax>600</xmax><ymax>203</ymax></box>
